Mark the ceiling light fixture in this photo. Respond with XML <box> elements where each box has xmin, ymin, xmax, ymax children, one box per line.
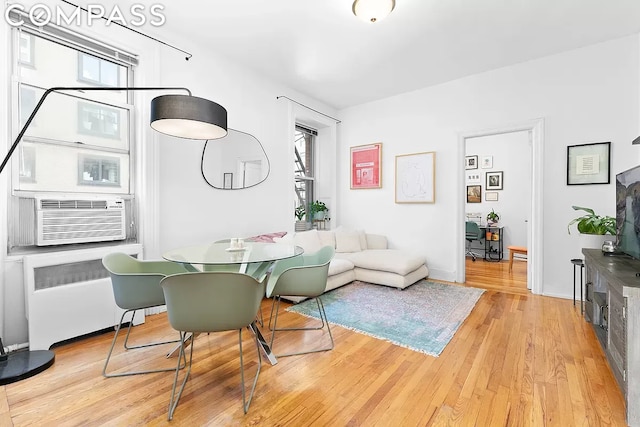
<box><xmin>352</xmin><ymin>0</ymin><xmax>395</xmax><ymax>23</ymax></box>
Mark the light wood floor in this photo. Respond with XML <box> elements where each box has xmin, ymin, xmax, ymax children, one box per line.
<box><xmin>465</xmin><ymin>256</ymin><xmax>529</xmax><ymax>295</ymax></box>
<box><xmin>0</xmin><ymin>262</ymin><xmax>627</xmax><ymax>426</ymax></box>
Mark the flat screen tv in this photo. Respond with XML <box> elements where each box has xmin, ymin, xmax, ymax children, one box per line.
<box><xmin>615</xmin><ymin>164</ymin><xmax>640</xmax><ymax>259</ymax></box>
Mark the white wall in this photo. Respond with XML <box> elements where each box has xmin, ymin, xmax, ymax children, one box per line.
<box><xmin>466</xmin><ymin>131</ymin><xmax>531</xmax><ymax>255</ymax></box>
<box><xmin>337</xmin><ymin>35</ymin><xmax>639</xmax><ymax>298</ymax></box>
<box><xmin>154</xmin><ymin>37</ymin><xmax>338</xmax><ymax>255</ymax></box>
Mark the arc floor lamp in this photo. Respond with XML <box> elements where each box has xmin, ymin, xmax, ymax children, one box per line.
<box><xmin>0</xmin><ymin>86</ymin><xmax>227</xmax><ymax>385</ymax></box>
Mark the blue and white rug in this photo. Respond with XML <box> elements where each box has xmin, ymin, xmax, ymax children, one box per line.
<box><xmin>286</xmin><ymin>280</ymin><xmax>484</xmax><ymax>357</ymax></box>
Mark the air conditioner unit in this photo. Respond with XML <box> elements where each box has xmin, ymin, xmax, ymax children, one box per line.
<box><xmin>35</xmin><ymin>197</ymin><xmax>126</xmax><ymax>246</ymax></box>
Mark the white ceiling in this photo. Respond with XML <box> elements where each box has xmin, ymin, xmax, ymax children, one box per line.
<box><xmin>143</xmin><ymin>1</ymin><xmax>640</xmax><ymax>109</ymax></box>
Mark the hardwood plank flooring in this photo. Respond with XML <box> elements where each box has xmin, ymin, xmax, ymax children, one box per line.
<box><xmin>0</xmin><ymin>262</ymin><xmax>627</xmax><ymax>426</ymax></box>
<box><xmin>465</xmin><ymin>256</ymin><xmax>529</xmax><ymax>294</ymax></box>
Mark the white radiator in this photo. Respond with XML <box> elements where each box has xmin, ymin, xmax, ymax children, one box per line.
<box><xmin>24</xmin><ymin>243</ymin><xmax>143</xmax><ymax>350</ymax></box>
<box><xmin>36</xmin><ymin>197</ymin><xmax>126</xmax><ymax>246</ymax></box>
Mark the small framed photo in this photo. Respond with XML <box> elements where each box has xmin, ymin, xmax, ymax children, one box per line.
<box><xmin>466</xmin><ymin>172</ymin><xmax>481</xmax><ymax>184</ymax></box>
<box><xmin>223</xmin><ymin>172</ymin><xmax>233</xmax><ymax>189</ymax></box>
<box><xmin>465</xmin><ymin>155</ymin><xmax>478</xmax><ymax>170</ymax></box>
<box><xmin>567</xmin><ymin>141</ymin><xmax>611</xmax><ymax>185</ymax></box>
<box><xmin>481</xmin><ymin>156</ymin><xmax>493</xmax><ymax>169</ymax></box>
<box><xmin>486</xmin><ymin>171</ymin><xmax>503</xmax><ymax>190</ymax></box>
<box><xmin>485</xmin><ymin>191</ymin><xmax>498</xmax><ymax>201</ymax></box>
<box><xmin>466</xmin><ymin>185</ymin><xmax>481</xmax><ymax>203</ymax></box>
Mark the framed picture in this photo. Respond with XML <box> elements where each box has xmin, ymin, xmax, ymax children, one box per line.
<box><xmin>485</xmin><ymin>191</ymin><xmax>498</xmax><ymax>201</ymax></box>
<box><xmin>567</xmin><ymin>141</ymin><xmax>611</xmax><ymax>185</ymax></box>
<box><xmin>395</xmin><ymin>151</ymin><xmax>436</xmax><ymax>203</ymax></box>
<box><xmin>486</xmin><ymin>171</ymin><xmax>503</xmax><ymax>190</ymax></box>
<box><xmin>481</xmin><ymin>155</ymin><xmax>493</xmax><ymax>169</ymax></box>
<box><xmin>351</xmin><ymin>143</ymin><xmax>382</xmax><ymax>189</ymax></box>
<box><xmin>466</xmin><ymin>185</ymin><xmax>481</xmax><ymax>203</ymax></box>
<box><xmin>466</xmin><ymin>172</ymin><xmax>481</xmax><ymax>184</ymax></box>
<box><xmin>223</xmin><ymin>172</ymin><xmax>233</xmax><ymax>189</ymax></box>
<box><xmin>465</xmin><ymin>155</ymin><xmax>478</xmax><ymax>170</ymax></box>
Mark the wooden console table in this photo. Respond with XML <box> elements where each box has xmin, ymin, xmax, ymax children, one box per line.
<box><xmin>583</xmin><ymin>248</ymin><xmax>640</xmax><ymax>426</ymax></box>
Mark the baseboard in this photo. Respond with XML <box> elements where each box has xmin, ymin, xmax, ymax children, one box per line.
<box><xmin>426</xmin><ymin>268</ymin><xmax>457</xmax><ymax>283</ymax></box>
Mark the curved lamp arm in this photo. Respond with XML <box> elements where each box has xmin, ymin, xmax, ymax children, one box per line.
<box><xmin>0</xmin><ymin>85</ymin><xmax>193</xmax><ymax>174</ymax></box>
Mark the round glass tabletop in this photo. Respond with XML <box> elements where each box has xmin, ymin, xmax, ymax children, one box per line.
<box><xmin>162</xmin><ymin>242</ymin><xmax>303</xmax><ymax>265</ymax></box>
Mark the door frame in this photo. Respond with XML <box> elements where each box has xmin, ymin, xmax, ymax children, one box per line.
<box><xmin>456</xmin><ymin>118</ymin><xmax>544</xmax><ymax>294</ymax></box>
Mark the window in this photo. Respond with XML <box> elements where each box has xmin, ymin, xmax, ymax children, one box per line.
<box><xmin>78</xmin><ymin>53</ymin><xmax>119</xmax><ymax>86</ymax></box>
<box><xmin>20</xmin><ymin>85</ymin><xmax>36</xmax><ymax>125</ymax></box>
<box><xmin>14</xmin><ymin>31</ymin><xmax>132</xmax><ymax>194</ymax></box>
<box><xmin>78</xmin><ymin>155</ymin><xmax>120</xmax><ymax>186</ymax></box>
<box><xmin>294</xmin><ymin>125</ymin><xmax>316</xmax><ymax>227</ymax></box>
<box><xmin>19</xmin><ymin>146</ymin><xmax>36</xmax><ymax>182</ymax></box>
<box><xmin>9</xmin><ymin>26</ymin><xmax>136</xmax><ymax>250</ymax></box>
<box><xmin>78</xmin><ymin>102</ymin><xmax>120</xmax><ymax>139</ymax></box>
<box><xmin>18</xmin><ymin>32</ymin><xmax>34</xmax><ymax>66</ymax></box>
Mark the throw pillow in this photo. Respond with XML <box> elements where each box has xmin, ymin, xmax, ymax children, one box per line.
<box><xmin>293</xmin><ymin>229</ymin><xmax>323</xmax><ymax>254</ymax></box>
<box><xmin>335</xmin><ymin>226</ymin><xmax>368</xmax><ymax>250</ymax></box>
<box><xmin>335</xmin><ymin>230</ymin><xmax>362</xmax><ymax>253</ymax></box>
<box><xmin>273</xmin><ymin>234</ymin><xmax>293</xmax><ymax>244</ymax></box>
<box><xmin>317</xmin><ymin>230</ymin><xmax>336</xmax><ymax>248</ymax></box>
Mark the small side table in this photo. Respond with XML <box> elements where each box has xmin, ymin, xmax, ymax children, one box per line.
<box><xmin>571</xmin><ymin>258</ymin><xmax>584</xmax><ymax>314</ymax></box>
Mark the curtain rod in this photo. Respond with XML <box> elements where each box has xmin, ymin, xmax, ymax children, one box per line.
<box><xmin>60</xmin><ymin>0</ymin><xmax>192</xmax><ymax>60</ymax></box>
<box><xmin>276</xmin><ymin>96</ymin><xmax>341</xmax><ymax>124</ymax></box>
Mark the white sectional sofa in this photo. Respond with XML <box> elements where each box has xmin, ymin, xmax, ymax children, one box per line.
<box><xmin>274</xmin><ymin>228</ymin><xmax>429</xmax><ymax>300</ymax></box>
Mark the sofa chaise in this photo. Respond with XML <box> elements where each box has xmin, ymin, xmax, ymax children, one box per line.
<box><xmin>273</xmin><ymin>229</ymin><xmax>429</xmax><ymax>301</ymax></box>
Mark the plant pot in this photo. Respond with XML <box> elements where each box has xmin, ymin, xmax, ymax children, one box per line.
<box><xmin>295</xmin><ymin>221</ymin><xmax>308</xmax><ymax>232</ymax></box>
<box><xmin>314</xmin><ymin>212</ymin><xmax>326</xmax><ymax>221</ymax></box>
<box><xmin>579</xmin><ymin>234</ymin><xmax>610</xmax><ymax>250</ymax></box>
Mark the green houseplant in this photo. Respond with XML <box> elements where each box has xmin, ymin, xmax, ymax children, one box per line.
<box><xmin>486</xmin><ymin>209</ymin><xmax>500</xmax><ymax>225</ymax></box>
<box><xmin>310</xmin><ymin>200</ymin><xmax>328</xmax><ymax>220</ymax></box>
<box><xmin>567</xmin><ymin>206</ymin><xmax>615</xmax><ymax>235</ymax></box>
<box><xmin>294</xmin><ymin>205</ymin><xmax>306</xmax><ymax>221</ymax></box>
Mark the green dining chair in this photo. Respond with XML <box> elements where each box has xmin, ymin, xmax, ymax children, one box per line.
<box><xmin>160</xmin><ymin>271</ymin><xmax>265</xmax><ymax>421</ymax></box>
<box><xmin>102</xmin><ymin>252</ymin><xmax>188</xmax><ymax>378</ymax></box>
<box><xmin>266</xmin><ymin>245</ymin><xmax>335</xmax><ymax>357</ymax></box>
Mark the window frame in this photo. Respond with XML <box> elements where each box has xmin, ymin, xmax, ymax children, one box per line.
<box><xmin>77</xmin><ymin>52</ymin><xmax>121</xmax><ymax>87</ymax></box>
<box><xmin>294</xmin><ymin>125</ymin><xmax>317</xmax><ymax>227</ymax></box>
<box><xmin>77</xmin><ymin>101</ymin><xmax>122</xmax><ymax>140</ymax></box>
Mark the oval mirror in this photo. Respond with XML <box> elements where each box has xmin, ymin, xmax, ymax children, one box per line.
<box><xmin>201</xmin><ymin>128</ymin><xmax>270</xmax><ymax>189</ymax></box>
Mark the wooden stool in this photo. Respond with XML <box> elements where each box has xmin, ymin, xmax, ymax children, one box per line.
<box><xmin>507</xmin><ymin>246</ymin><xmax>528</xmax><ymax>272</ymax></box>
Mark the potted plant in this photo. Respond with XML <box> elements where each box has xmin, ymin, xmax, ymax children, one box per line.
<box><xmin>310</xmin><ymin>200</ymin><xmax>328</xmax><ymax>220</ymax></box>
<box><xmin>294</xmin><ymin>205</ymin><xmax>307</xmax><ymax>231</ymax></box>
<box><xmin>486</xmin><ymin>209</ymin><xmax>500</xmax><ymax>226</ymax></box>
<box><xmin>567</xmin><ymin>205</ymin><xmax>616</xmax><ymax>250</ymax></box>
<box><xmin>567</xmin><ymin>206</ymin><xmax>615</xmax><ymax>235</ymax></box>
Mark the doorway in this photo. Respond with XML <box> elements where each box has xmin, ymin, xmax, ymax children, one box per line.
<box><xmin>456</xmin><ymin>119</ymin><xmax>544</xmax><ymax>294</ymax></box>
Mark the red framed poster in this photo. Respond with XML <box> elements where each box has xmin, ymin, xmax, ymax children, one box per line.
<box><xmin>350</xmin><ymin>143</ymin><xmax>382</xmax><ymax>189</ymax></box>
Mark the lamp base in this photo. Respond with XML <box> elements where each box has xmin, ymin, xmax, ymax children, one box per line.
<box><xmin>0</xmin><ymin>350</ymin><xmax>55</xmax><ymax>385</ymax></box>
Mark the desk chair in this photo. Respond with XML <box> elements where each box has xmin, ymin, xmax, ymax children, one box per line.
<box><xmin>102</xmin><ymin>253</ymin><xmax>188</xmax><ymax>378</ymax></box>
<box><xmin>266</xmin><ymin>246</ymin><xmax>335</xmax><ymax>357</ymax></box>
<box><xmin>160</xmin><ymin>272</ymin><xmax>265</xmax><ymax>420</ymax></box>
<box><xmin>465</xmin><ymin>221</ymin><xmax>483</xmax><ymax>262</ymax></box>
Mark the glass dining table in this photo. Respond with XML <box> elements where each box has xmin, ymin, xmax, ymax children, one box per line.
<box><xmin>162</xmin><ymin>241</ymin><xmax>304</xmax><ymax>365</ymax></box>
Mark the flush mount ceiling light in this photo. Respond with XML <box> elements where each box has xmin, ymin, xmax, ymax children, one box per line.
<box><xmin>352</xmin><ymin>0</ymin><xmax>395</xmax><ymax>23</ymax></box>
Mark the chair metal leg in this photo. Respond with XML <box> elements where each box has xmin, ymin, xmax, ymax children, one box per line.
<box><xmin>465</xmin><ymin>240</ymin><xmax>480</xmax><ymax>261</ymax></box>
<box><xmin>269</xmin><ymin>296</ymin><xmax>334</xmax><ymax>358</ymax></box>
<box><xmin>239</xmin><ymin>328</ymin><xmax>262</xmax><ymax>414</ymax></box>
<box><xmin>166</xmin><ymin>329</ymin><xmax>262</xmax><ymax>420</ymax></box>
<box><xmin>167</xmin><ymin>331</ymin><xmax>194</xmax><ymax>421</ymax></box>
<box><xmin>103</xmin><ymin>309</ymin><xmax>186</xmax><ymax>378</ymax></box>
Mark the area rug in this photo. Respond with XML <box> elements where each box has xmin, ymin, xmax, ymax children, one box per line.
<box><xmin>286</xmin><ymin>280</ymin><xmax>484</xmax><ymax>357</ymax></box>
